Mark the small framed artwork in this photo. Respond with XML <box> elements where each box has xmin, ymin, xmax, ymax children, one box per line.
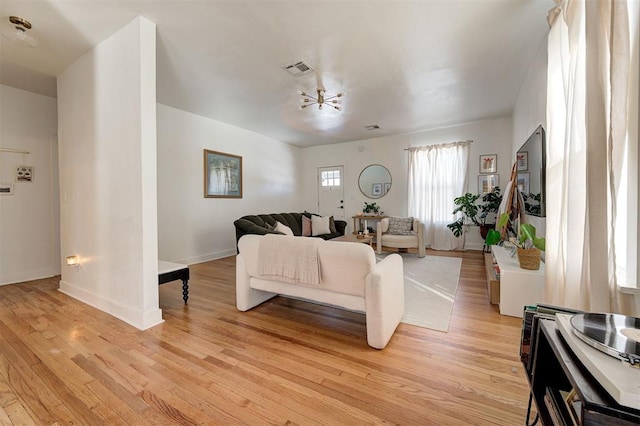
<box><xmin>517</xmin><ymin>152</ymin><xmax>528</xmax><ymax>171</ymax></box>
<box><xmin>479</xmin><ymin>154</ymin><xmax>497</xmax><ymax>174</ymax></box>
<box><xmin>204</xmin><ymin>149</ymin><xmax>243</xmax><ymax>198</ymax></box>
<box><xmin>0</xmin><ymin>183</ymin><xmax>14</xmax><ymax>195</ymax></box>
<box><xmin>16</xmin><ymin>166</ymin><xmax>34</xmax><ymax>182</ymax></box>
<box><xmin>517</xmin><ymin>173</ymin><xmax>530</xmax><ymax>194</ymax></box>
<box><xmin>478</xmin><ymin>174</ymin><xmax>499</xmax><ymax>194</ymax></box>
<box><xmin>384</xmin><ymin>182</ymin><xmax>391</xmax><ymax>194</ymax></box>
<box><xmin>372</xmin><ymin>183</ymin><xmax>382</xmax><ymax>196</ymax></box>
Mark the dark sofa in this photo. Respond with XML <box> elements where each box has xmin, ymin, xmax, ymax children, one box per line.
<box><xmin>234</xmin><ymin>212</ymin><xmax>347</xmax><ymax>246</ymax></box>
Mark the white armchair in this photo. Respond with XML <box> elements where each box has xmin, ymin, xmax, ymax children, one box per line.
<box><xmin>376</xmin><ymin>217</ymin><xmax>425</xmax><ymax>258</ymax></box>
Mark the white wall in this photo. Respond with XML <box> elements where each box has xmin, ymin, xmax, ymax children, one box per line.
<box><xmin>300</xmin><ymin>117</ymin><xmax>513</xmax><ymax>250</ymax></box>
<box><xmin>0</xmin><ymin>85</ymin><xmax>59</xmax><ymax>285</ymax></box>
<box><xmin>512</xmin><ymin>35</ymin><xmax>548</xmax><ymax>235</ymax></box>
<box><xmin>57</xmin><ymin>17</ymin><xmax>161</xmax><ymax>330</ymax></box>
<box><xmin>512</xmin><ymin>35</ymin><xmax>548</xmax><ymax>155</ymax></box>
<box><xmin>156</xmin><ymin>104</ymin><xmax>303</xmax><ymax>263</ymax></box>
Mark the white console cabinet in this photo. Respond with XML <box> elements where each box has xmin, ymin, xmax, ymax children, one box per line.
<box><xmin>491</xmin><ymin>245</ymin><xmax>544</xmax><ymax>318</ymax></box>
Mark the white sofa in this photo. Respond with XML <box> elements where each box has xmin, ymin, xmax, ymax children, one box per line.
<box><xmin>236</xmin><ymin>234</ymin><xmax>405</xmax><ymax>349</ymax></box>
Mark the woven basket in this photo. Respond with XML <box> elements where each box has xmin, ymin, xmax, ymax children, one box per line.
<box><xmin>517</xmin><ymin>248</ymin><xmax>541</xmax><ymax>270</ymax></box>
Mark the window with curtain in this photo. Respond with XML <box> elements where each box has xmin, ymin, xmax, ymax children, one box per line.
<box><xmin>408</xmin><ymin>141</ymin><xmax>470</xmax><ymax>251</ymax></box>
<box><xmin>545</xmin><ymin>0</ymin><xmax>637</xmax><ymax>313</ymax></box>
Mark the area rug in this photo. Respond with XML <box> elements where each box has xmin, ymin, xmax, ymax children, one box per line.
<box><xmin>378</xmin><ymin>253</ymin><xmax>462</xmax><ymax>332</ymax></box>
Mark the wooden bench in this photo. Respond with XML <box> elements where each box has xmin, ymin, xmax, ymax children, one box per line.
<box><xmin>158</xmin><ymin>261</ymin><xmax>189</xmax><ymax>303</ymax></box>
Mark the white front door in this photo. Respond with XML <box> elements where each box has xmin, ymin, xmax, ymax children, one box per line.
<box><xmin>317</xmin><ymin>166</ymin><xmax>345</xmax><ymax>220</ymax></box>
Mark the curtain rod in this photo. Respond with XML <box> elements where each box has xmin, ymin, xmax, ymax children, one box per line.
<box><xmin>0</xmin><ymin>148</ymin><xmax>30</xmax><ymax>154</ymax></box>
<box><xmin>403</xmin><ymin>139</ymin><xmax>473</xmax><ymax>150</ymax></box>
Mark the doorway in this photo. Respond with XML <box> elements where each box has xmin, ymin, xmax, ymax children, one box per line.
<box><xmin>317</xmin><ymin>166</ymin><xmax>345</xmax><ymax>221</ymax></box>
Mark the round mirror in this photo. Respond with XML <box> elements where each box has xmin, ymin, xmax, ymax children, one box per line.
<box><xmin>358</xmin><ymin>164</ymin><xmax>392</xmax><ymax>199</ymax></box>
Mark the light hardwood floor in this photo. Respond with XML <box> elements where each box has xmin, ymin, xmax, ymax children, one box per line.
<box><xmin>0</xmin><ymin>249</ymin><xmax>531</xmax><ymax>425</ymax></box>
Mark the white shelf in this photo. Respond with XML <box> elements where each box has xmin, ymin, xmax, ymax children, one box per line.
<box><xmin>491</xmin><ymin>245</ymin><xmax>544</xmax><ymax>317</ymax></box>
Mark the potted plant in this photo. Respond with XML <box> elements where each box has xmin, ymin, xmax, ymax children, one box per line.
<box><xmin>512</xmin><ymin>223</ymin><xmax>545</xmax><ymax>270</ymax></box>
<box><xmin>484</xmin><ymin>213</ymin><xmax>509</xmax><ymax>247</ymax></box>
<box><xmin>523</xmin><ymin>192</ymin><xmax>542</xmax><ymax>216</ymax></box>
<box><xmin>447</xmin><ymin>193</ymin><xmax>480</xmax><ymax>237</ymax></box>
<box><xmin>478</xmin><ymin>187</ymin><xmax>502</xmax><ymax>239</ymax></box>
<box><xmin>363</xmin><ymin>202</ymin><xmax>380</xmax><ymax>215</ymax></box>
<box><xmin>447</xmin><ymin>187</ymin><xmax>502</xmax><ymax>238</ymax></box>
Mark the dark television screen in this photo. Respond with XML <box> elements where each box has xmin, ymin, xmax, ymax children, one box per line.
<box><xmin>516</xmin><ymin>125</ymin><xmax>545</xmax><ymax>217</ymax></box>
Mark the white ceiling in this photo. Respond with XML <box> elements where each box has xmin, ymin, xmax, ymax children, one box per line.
<box><xmin>0</xmin><ymin>0</ymin><xmax>551</xmax><ymax>147</ymax></box>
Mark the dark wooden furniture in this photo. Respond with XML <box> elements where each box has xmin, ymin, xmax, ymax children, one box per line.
<box><xmin>526</xmin><ymin>319</ymin><xmax>640</xmax><ymax>425</ymax></box>
<box><xmin>158</xmin><ymin>261</ymin><xmax>189</xmax><ymax>304</ymax></box>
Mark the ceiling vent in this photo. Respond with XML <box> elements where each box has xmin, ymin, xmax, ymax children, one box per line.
<box><xmin>364</xmin><ymin>125</ymin><xmax>380</xmax><ymax>130</ymax></box>
<box><xmin>281</xmin><ymin>60</ymin><xmax>313</xmax><ymax>76</ymax></box>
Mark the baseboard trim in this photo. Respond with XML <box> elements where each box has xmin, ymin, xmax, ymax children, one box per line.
<box><xmin>169</xmin><ymin>249</ymin><xmax>237</xmax><ymax>266</ymax></box>
<box><xmin>58</xmin><ymin>280</ymin><xmax>164</xmax><ymax>330</ymax></box>
<box><xmin>463</xmin><ymin>242</ymin><xmax>484</xmax><ymax>251</ymax></box>
<box><xmin>1</xmin><ymin>267</ymin><xmax>61</xmax><ymax>286</ymax></box>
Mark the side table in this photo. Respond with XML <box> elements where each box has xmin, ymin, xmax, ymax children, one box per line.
<box><xmin>158</xmin><ymin>260</ymin><xmax>189</xmax><ymax>303</ymax></box>
<box><xmin>352</xmin><ymin>215</ymin><xmax>387</xmax><ymax>235</ymax></box>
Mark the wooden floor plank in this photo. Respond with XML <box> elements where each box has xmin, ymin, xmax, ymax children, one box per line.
<box><xmin>0</xmin><ymin>249</ymin><xmax>531</xmax><ymax>425</ymax></box>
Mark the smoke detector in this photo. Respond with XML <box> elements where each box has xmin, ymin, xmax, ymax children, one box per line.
<box><xmin>1</xmin><ymin>16</ymin><xmax>37</xmax><ymax>47</ymax></box>
<box><xmin>281</xmin><ymin>60</ymin><xmax>313</xmax><ymax>76</ymax></box>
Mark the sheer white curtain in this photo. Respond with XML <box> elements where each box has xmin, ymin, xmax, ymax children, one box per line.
<box><xmin>545</xmin><ymin>0</ymin><xmax>631</xmax><ymax>312</ymax></box>
<box><xmin>408</xmin><ymin>141</ymin><xmax>470</xmax><ymax>251</ymax></box>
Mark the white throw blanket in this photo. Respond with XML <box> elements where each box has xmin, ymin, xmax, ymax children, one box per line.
<box><xmin>258</xmin><ymin>235</ymin><xmax>322</xmax><ymax>286</ymax></box>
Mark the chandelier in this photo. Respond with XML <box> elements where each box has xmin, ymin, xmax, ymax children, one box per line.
<box><xmin>298</xmin><ymin>89</ymin><xmax>344</xmax><ymax>111</ymax></box>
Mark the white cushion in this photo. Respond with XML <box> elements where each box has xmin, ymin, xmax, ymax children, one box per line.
<box><xmin>237</xmin><ymin>234</ymin><xmax>376</xmax><ymax>297</ymax></box>
<box><xmin>275</xmin><ymin>221</ymin><xmax>294</xmax><ymax>236</ymax></box>
<box><xmin>311</xmin><ymin>216</ymin><xmax>331</xmax><ymax>236</ymax></box>
<box><xmin>381</xmin><ymin>233</ymin><xmax>418</xmax><ymax>247</ymax></box>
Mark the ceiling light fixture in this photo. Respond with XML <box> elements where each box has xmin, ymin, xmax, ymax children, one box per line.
<box><xmin>298</xmin><ymin>89</ymin><xmax>344</xmax><ymax>111</ymax></box>
<box><xmin>1</xmin><ymin>16</ymin><xmax>38</xmax><ymax>48</ymax></box>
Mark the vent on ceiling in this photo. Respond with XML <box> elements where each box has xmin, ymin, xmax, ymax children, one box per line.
<box><xmin>281</xmin><ymin>60</ymin><xmax>313</xmax><ymax>76</ymax></box>
<box><xmin>364</xmin><ymin>125</ymin><xmax>380</xmax><ymax>130</ymax></box>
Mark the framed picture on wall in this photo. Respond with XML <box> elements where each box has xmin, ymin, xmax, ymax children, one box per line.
<box><xmin>479</xmin><ymin>154</ymin><xmax>497</xmax><ymax>173</ymax></box>
<box><xmin>204</xmin><ymin>149</ymin><xmax>243</xmax><ymax>198</ymax></box>
<box><xmin>384</xmin><ymin>182</ymin><xmax>391</xmax><ymax>194</ymax></box>
<box><xmin>517</xmin><ymin>151</ymin><xmax>528</xmax><ymax>171</ymax></box>
<box><xmin>478</xmin><ymin>174</ymin><xmax>499</xmax><ymax>194</ymax></box>
<box><xmin>517</xmin><ymin>173</ymin><xmax>530</xmax><ymax>194</ymax></box>
<box><xmin>16</xmin><ymin>166</ymin><xmax>34</xmax><ymax>182</ymax></box>
<box><xmin>372</xmin><ymin>183</ymin><xmax>382</xmax><ymax>196</ymax></box>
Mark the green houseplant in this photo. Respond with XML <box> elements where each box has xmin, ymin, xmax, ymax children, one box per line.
<box><xmin>363</xmin><ymin>202</ymin><xmax>380</xmax><ymax>214</ymax></box>
<box><xmin>478</xmin><ymin>187</ymin><xmax>502</xmax><ymax>238</ymax></box>
<box><xmin>484</xmin><ymin>213</ymin><xmax>509</xmax><ymax>247</ymax></box>
<box><xmin>512</xmin><ymin>223</ymin><xmax>545</xmax><ymax>270</ymax></box>
<box><xmin>447</xmin><ymin>193</ymin><xmax>480</xmax><ymax>237</ymax></box>
<box><xmin>523</xmin><ymin>192</ymin><xmax>542</xmax><ymax>216</ymax></box>
<box><xmin>447</xmin><ymin>187</ymin><xmax>502</xmax><ymax>238</ymax></box>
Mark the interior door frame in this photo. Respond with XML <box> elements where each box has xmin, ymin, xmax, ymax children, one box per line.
<box><xmin>317</xmin><ymin>165</ymin><xmax>345</xmax><ymax>220</ymax></box>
